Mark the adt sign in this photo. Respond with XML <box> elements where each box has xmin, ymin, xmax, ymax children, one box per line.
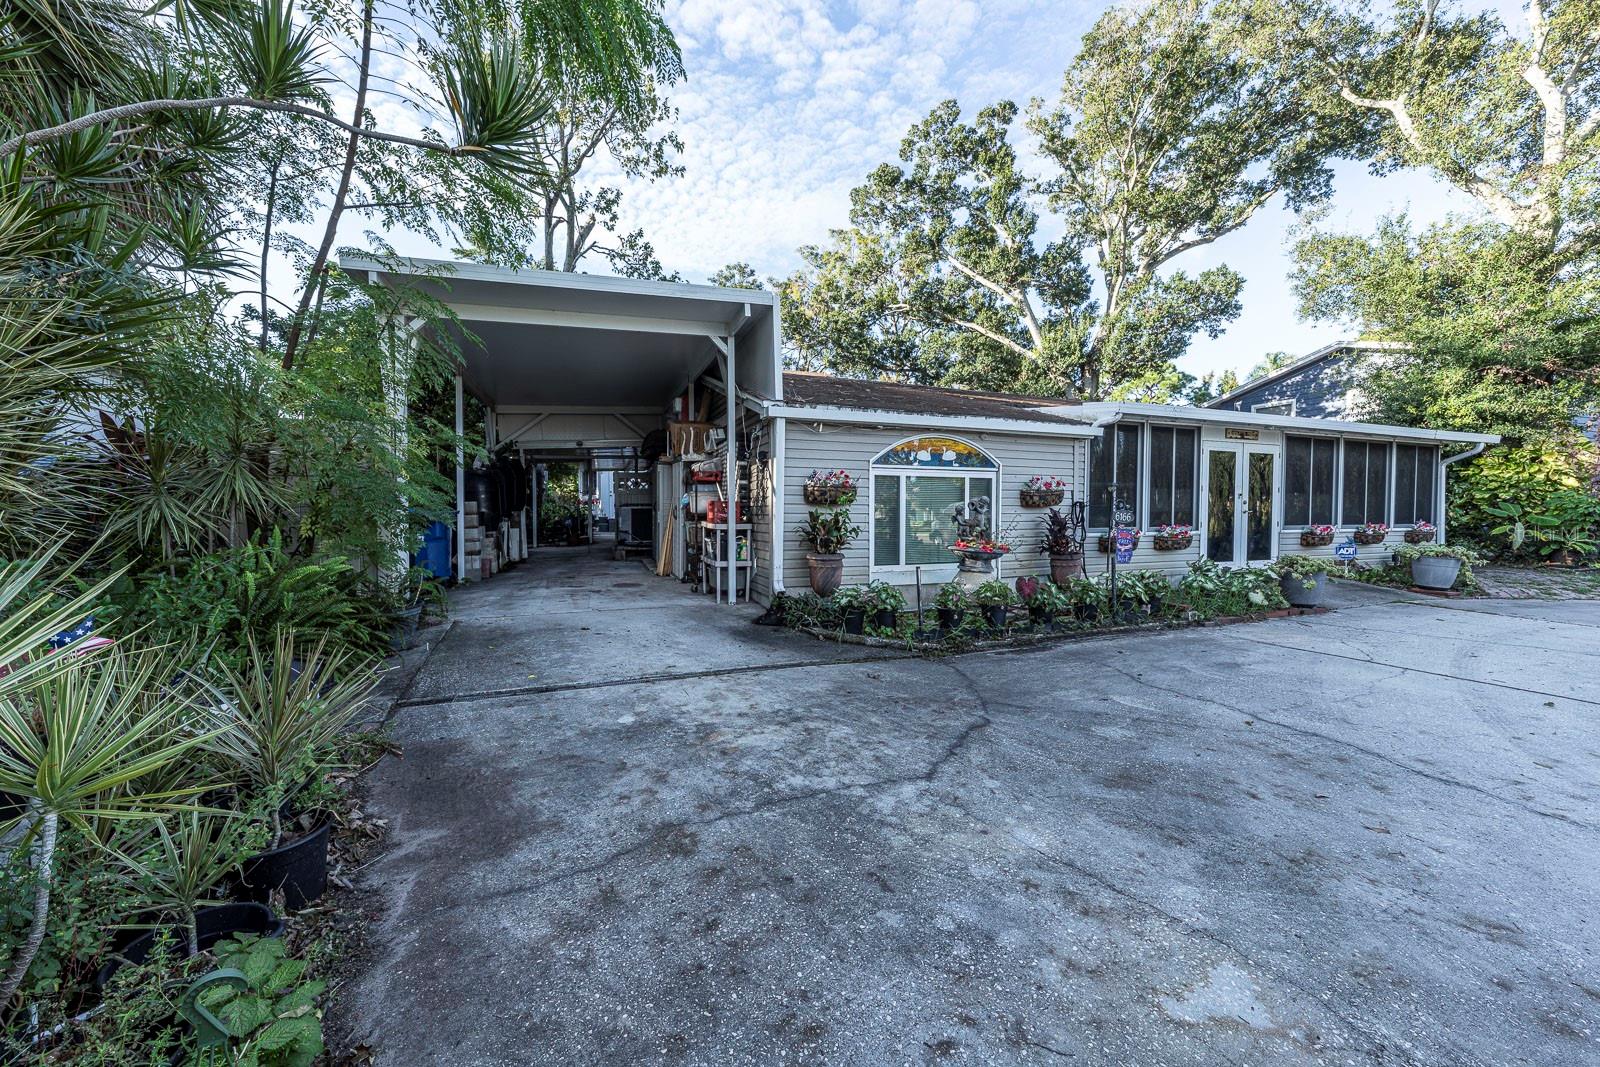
<box><xmin>1333</xmin><ymin>540</ymin><xmax>1359</xmax><ymax>562</ymax></box>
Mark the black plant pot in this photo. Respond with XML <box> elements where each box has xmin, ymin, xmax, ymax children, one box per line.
<box><xmin>936</xmin><ymin>607</ymin><xmax>964</xmax><ymax>630</ymax></box>
<box><xmin>237</xmin><ymin>819</ymin><xmax>330</xmax><ymax>911</ymax></box>
<box><xmin>95</xmin><ymin>903</ymin><xmax>284</xmax><ymax>991</ymax></box>
<box><xmin>872</xmin><ymin>608</ymin><xmax>898</xmax><ymax>630</ymax></box>
<box><xmin>981</xmin><ymin>604</ymin><xmax>1007</xmax><ymax>630</ymax></box>
<box><xmin>390</xmin><ymin>605</ymin><xmax>423</xmax><ymax>652</ymax></box>
<box><xmin>842</xmin><ymin>610</ymin><xmax>866</xmax><ymax>636</ymax></box>
<box><xmin>1029</xmin><ymin>606</ymin><xmax>1055</xmax><ymax>627</ymax></box>
<box><xmin>1075</xmin><ymin>602</ymin><xmax>1100</xmax><ymax>623</ymax></box>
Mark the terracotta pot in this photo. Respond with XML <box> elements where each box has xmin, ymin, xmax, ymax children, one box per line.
<box><xmin>1048</xmin><ymin>551</ymin><xmax>1084</xmax><ymax>583</ymax></box>
<box><xmin>806</xmin><ymin>553</ymin><xmax>844</xmax><ymax>596</ymax></box>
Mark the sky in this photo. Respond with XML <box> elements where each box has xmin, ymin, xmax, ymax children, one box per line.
<box><xmin>361</xmin><ymin>0</ymin><xmax>1494</xmax><ymax>382</ymax></box>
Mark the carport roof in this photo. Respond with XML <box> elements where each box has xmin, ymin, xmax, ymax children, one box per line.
<box><xmin>340</xmin><ymin>254</ymin><xmax>778</xmax><ymax>409</ymax></box>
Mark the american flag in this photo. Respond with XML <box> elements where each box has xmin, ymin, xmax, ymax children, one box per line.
<box><xmin>49</xmin><ymin>617</ymin><xmax>95</xmax><ymax>649</ymax></box>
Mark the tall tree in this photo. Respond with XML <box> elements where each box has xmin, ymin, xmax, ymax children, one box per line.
<box><xmin>783</xmin><ymin>0</ymin><xmax>1361</xmax><ymax>398</ymax></box>
<box><xmin>1258</xmin><ymin>0</ymin><xmax>1600</xmax><ymax>441</ymax></box>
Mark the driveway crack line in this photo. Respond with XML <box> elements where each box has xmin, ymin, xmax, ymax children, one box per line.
<box><xmin>1099</xmin><ymin>662</ymin><xmax>1600</xmax><ymax>834</ymax></box>
<box><xmin>432</xmin><ymin>711</ymin><xmax>992</xmax><ymax>914</ymax></box>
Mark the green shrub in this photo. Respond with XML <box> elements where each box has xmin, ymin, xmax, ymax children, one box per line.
<box><xmin>106</xmin><ymin>533</ymin><xmax>389</xmax><ymax>668</ymax></box>
<box><xmin>190</xmin><ymin>934</ymin><xmax>326</xmax><ymax>1067</ymax></box>
<box><xmin>970</xmin><ymin>580</ymin><xmax>1017</xmax><ymax>607</ymax></box>
<box><xmin>1273</xmin><ymin>554</ymin><xmax>1330</xmax><ymax>589</ymax></box>
<box><xmin>1177</xmin><ymin>560</ymin><xmax>1288</xmax><ymax>618</ymax></box>
<box><xmin>934</xmin><ymin>583</ymin><xmax>968</xmax><ymax>609</ymax></box>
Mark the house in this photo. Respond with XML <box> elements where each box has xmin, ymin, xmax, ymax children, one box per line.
<box><xmin>344</xmin><ymin>255</ymin><xmax>1498</xmax><ymax>604</ymax></box>
<box><xmin>1205</xmin><ymin>341</ymin><xmax>1407</xmax><ymax>419</ymax></box>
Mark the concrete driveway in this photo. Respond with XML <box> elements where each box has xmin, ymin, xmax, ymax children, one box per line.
<box><xmin>341</xmin><ymin>548</ymin><xmax>1600</xmax><ymax>1066</ymax></box>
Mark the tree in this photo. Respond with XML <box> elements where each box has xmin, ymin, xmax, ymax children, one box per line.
<box><xmin>782</xmin><ymin>0</ymin><xmax>1361</xmax><ymax>398</ymax></box>
<box><xmin>1262</xmin><ymin>0</ymin><xmax>1599</xmax><ymax>443</ymax></box>
<box><xmin>444</xmin><ymin>17</ymin><xmax>685</xmax><ymax>275</ymax></box>
<box><xmin>708</xmin><ymin>262</ymin><xmax>765</xmax><ymax>290</ymax></box>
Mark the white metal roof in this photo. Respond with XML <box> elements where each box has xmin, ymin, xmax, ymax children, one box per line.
<box><xmin>340</xmin><ymin>254</ymin><xmax>780</xmax><ymax>408</ymax></box>
<box><xmin>1072</xmin><ymin>401</ymin><xmax>1500</xmax><ymax>445</ymax></box>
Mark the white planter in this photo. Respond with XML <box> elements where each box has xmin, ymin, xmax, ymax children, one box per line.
<box><xmin>1411</xmin><ymin>555</ymin><xmax>1462</xmax><ymax>590</ymax></box>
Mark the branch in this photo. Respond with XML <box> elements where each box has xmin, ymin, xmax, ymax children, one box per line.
<box><xmin>0</xmin><ymin>96</ymin><xmax>480</xmax><ymax>160</ymax></box>
<box><xmin>1520</xmin><ymin>0</ymin><xmax>1567</xmax><ymax>170</ymax></box>
<box><xmin>946</xmin><ymin>254</ymin><xmax>1045</xmax><ymax>353</ymax></box>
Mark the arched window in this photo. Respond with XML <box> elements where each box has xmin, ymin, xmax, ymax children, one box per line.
<box><xmin>870</xmin><ymin>436</ymin><xmax>999</xmax><ymax>573</ymax></box>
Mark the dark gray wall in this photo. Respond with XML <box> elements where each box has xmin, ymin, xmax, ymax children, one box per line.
<box><xmin>1214</xmin><ymin>348</ymin><xmax>1361</xmax><ymax>419</ymax></box>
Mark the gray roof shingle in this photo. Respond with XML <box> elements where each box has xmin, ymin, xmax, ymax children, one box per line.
<box><xmin>781</xmin><ymin>372</ymin><xmax>1091</xmax><ymax>425</ymax></box>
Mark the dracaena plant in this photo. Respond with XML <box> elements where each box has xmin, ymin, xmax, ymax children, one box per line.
<box><xmin>0</xmin><ymin>556</ymin><xmax>221</xmax><ymax>1007</ymax></box>
<box><xmin>201</xmin><ymin>631</ymin><xmax>378</xmax><ymax>847</ymax></box>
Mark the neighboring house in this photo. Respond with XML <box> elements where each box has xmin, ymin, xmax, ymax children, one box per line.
<box><xmin>1205</xmin><ymin>341</ymin><xmax>1408</xmax><ymax>419</ymax></box>
<box><xmin>346</xmin><ymin>255</ymin><xmax>1497</xmax><ymax>605</ymax></box>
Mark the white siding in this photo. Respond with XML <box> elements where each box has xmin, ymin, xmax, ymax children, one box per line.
<box><xmin>782</xmin><ymin>421</ymin><xmax>1090</xmax><ymax>595</ymax></box>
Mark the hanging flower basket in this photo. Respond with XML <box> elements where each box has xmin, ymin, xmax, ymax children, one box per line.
<box><xmin>1020</xmin><ymin>488</ymin><xmax>1065</xmax><ymax>508</ymax></box>
<box><xmin>1300</xmin><ymin>525</ymin><xmax>1335</xmax><ymax>547</ymax></box>
<box><xmin>1353</xmin><ymin>522</ymin><xmax>1389</xmax><ymax>546</ymax></box>
<box><xmin>803</xmin><ymin>469</ymin><xmax>857</xmax><ymax>507</ymax></box>
<box><xmin>1097</xmin><ymin>530</ymin><xmax>1142</xmax><ymax>553</ymax></box>
<box><xmin>1152</xmin><ymin>525</ymin><xmax>1192</xmax><ymax>551</ymax></box>
<box><xmin>1404</xmin><ymin>521</ymin><xmax>1437</xmax><ymax>544</ymax></box>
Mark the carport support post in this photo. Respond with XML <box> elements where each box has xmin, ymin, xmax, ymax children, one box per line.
<box><xmin>454</xmin><ymin>372</ymin><xmax>466</xmax><ymax>582</ymax></box>
<box><xmin>725</xmin><ymin>334</ymin><xmax>736</xmax><ymax>604</ymax></box>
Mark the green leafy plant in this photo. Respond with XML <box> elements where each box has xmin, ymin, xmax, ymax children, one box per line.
<box><xmin>1177</xmin><ymin>560</ymin><xmax>1288</xmax><ymax>619</ymax></box>
<box><xmin>1064</xmin><ymin>576</ymin><xmax>1104</xmax><ymax>608</ymax></box>
<box><xmin>1025</xmin><ymin>581</ymin><xmax>1071</xmax><ymax>612</ymax></box>
<box><xmin>934</xmin><ymin>583</ymin><xmax>968</xmax><ymax>609</ymax></box>
<box><xmin>970</xmin><ymin>580</ymin><xmax>1017</xmax><ymax>607</ymax></box>
<box><xmin>202</xmin><ymin>633</ymin><xmax>378</xmax><ymax>847</ymax></box>
<box><xmin>797</xmin><ymin>508</ymin><xmax>860</xmax><ymax>554</ymax></box>
<box><xmin>190</xmin><ymin>934</ymin><xmax>326</xmax><ymax>1067</ymax></box>
<box><xmin>0</xmin><ymin>634</ymin><xmax>219</xmax><ymax>1008</ymax></box>
<box><xmin>1273</xmin><ymin>554</ymin><xmax>1330</xmax><ymax>590</ymax></box>
<box><xmin>114</xmin><ymin>813</ymin><xmax>250</xmax><ymax>956</ymax></box>
<box><xmin>862</xmin><ymin>581</ymin><xmax>906</xmax><ymax>613</ymax></box>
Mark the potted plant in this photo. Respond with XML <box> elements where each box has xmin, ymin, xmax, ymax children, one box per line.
<box><xmin>205</xmin><ymin>633</ymin><xmax>377</xmax><ymax>912</ymax></box>
<box><xmin>970</xmin><ymin>580</ymin><xmax>1017</xmax><ymax>630</ymax></box>
<box><xmin>1401</xmin><ymin>542</ymin><xmax>1479</xmax><ymax>590</ymax></box>
<box><xmin>0</xmin><ymin>559</ymin><xmax>219</xmax><ymax>1013</ymax></box>
<box><xmin>803</xmin><ymin>469</ymin><xmax>857</xmax><ymax>507</ymax></box>
<box><xmin>798</xmin><ymin>508</ymin><xmax>859</xmax><ymax>596</ymax></box>
<box><xmin>1019</xmin><ymin>475</ymin><xmax>1066</xmax><ymax>508</ymax></box>
<box><xmin>1022</xmin><ymin>578</ymin><xmax>1070</xmax><ymax>626</ymax></box>
<box><xmin>1066</xmin><ymin>576</ymin><xmax>1103</xmax><ymax>622</ymax></box>
<box><xmin>1353</xmin><ymin>521</ymin><xmax>1389</xmax><ymax>545</ymax></box>
<box><xmin>1124</xmin><ymin>570</ymin><xmax>1172</xmax><ymax>614</ymax></box>
<box><xmin>1300</xmin><ymin>524</ymin><xmax>1336</xmax><ymax>548</ymax></box>
<box><xmin>863</xmin><ymin>580</ymin><xmax>905</xmax><ymax>632</ymax></box>
<box><xmin>1273</xmin><ymin>554</ymin><xmax>1329</xmax><ymax>607</ymax></box>
<box><xmin>934</xmin><ymin>583</ymin><xmax>968</xmax><ymax>630</ymax></box>
<box><xmin>1404</xmin><ymin>520</ymin><xmax>1437</xmax><ymax>544</ymax></box>
<box><xmin>1039</xmin><ymin>507</ymin><xmax>1085</xmax><ymax>583</ymax></box>
<box><xmin>1152</xmin><ymin>524</ymin><xmax>1192</xmax><ymax>551</ymax></box>
<box><xmin>385</xmin><ymin>566</ymin><xmax>447</xmax><ymax>651</ymax></box>
<box><xmin>831</xmin><ymin>585</ymin><xmax>867</xmax><ymax>635</ymax></box>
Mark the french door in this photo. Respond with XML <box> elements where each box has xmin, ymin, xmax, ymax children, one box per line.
<box><xmin>1202</xmin><ymin>444</ymin><xmax>1278</xmax><ymax>566</ymax></box>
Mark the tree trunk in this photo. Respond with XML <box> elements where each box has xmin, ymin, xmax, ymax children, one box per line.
<box><xmin>259</xmin><ymin>157</ymin><xmax>280</xmax><ymax>353</ymax></box>
<box><xmin>280</xmin><ymin>0</ymin><xmax>375</xmax><ymax>372</ymax></box>
<box><xmin>0</xmin><ymin>809</ymin><xmax>59</xmax><ymax>1009</ymax></box>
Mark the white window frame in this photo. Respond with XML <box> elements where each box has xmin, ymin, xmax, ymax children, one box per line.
<box><xmin>1089</xmin><ymin>420</ymin><xmax>1143</xmax><ymax>531</ymax></box>
<box><xmin>1338</xmin><ymin>437</ymin><xmax>1392</xmax><ymax>528</ymax></box>
<box><xmin>1283</xmin><ymin>433</ymin><xmax>1339</xmax><ymax>529</ymax></box>
<box><xmin>1144</xmin><ymin>422</ymin><xmax>1200</xmax><ymax>530</ymax></box>
<box><xmin>1251</xmin><ymin>399</ymin><xmax>1297</xmax><ymax>416</ymax></box>
<box><xmin>868</xmin><ymin>434</ymin><xmax>1001</xmax><ymax>581</ymax></box>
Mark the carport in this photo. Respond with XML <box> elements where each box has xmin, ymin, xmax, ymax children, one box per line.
<box><xmin>341</xmin><ymin>255</ymin><xmax>782</xmax><ymax>602</ymax></box>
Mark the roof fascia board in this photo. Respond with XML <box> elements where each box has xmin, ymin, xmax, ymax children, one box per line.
<box><xmin>340</xmin><ymin>253</ymin><xmax>778</xmax><ymax>308</ymax></box>
<box><xmin>765</xmin><ymin>403</ymin><xmax>1103</xmax><ymax>438</ymax></box>
<box><xmin>1072</xmin><ymin>402</ymin><xmax>1499</xmax><ymax>444</ymax></box>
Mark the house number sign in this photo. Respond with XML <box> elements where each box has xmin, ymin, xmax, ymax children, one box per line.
<box><xmin>1224</xmin><ymin>428</ymin><xmax>1261</xmax><ymax>441</ymax></box>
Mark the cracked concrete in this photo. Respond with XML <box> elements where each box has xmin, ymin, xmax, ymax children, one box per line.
<box><xmin>335</xmin><ymin>549</ymin><xmax>1600</xmax><ymax>1066</ymax></box>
